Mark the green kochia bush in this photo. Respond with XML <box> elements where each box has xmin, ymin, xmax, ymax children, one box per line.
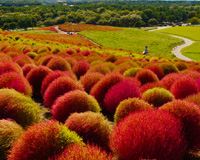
<box><xmin>159</xmin><ymin>62</ymin><xmax>179</xmax><ymax>76</ymax></box>
<box><xmin>54</xmin><ymin>143</ymin><xmax>113</xmax><ymax>160</ymax></box>
<box><xmin>159</xmin><ymin>100</ymin><xmax>200</xmax><ymax>153</ymax></box>
<box><xmin>52</xmin><ymin>90</ymin><xmax>101</xmax><ymax>123</ymax></box>
<box><xmin>65</xmin><ymin>111</ymin><xmax>111</xmax><ymax>152</ymax></box>
<box><xmin>114</xmin><ymin>98</ymin><xmax>153</xmax><ymax>124</ymax></box>
<box><xmin>123</xmin><ymin>67</ymin><xmax>142</xmax><ymax>77</ymax></box>
<box><xmin>110</xmin><ymin>110</ymin><xmax>187</xmax><ymax>160</ymax></box>
<box><xmin>142</xmin><ymin>87</ymin><xmax>175</xmax><ymax>107</ymax></box>
<box><xmin>0</xmin><ymin>89</ymin><xmax>41</xmax><ymax>128</ymax></box>
<box><xmin>8</xmin><ymin>120</ymin><xmax>83</xmax><ymax>160</ymax></box>
<box><xmin>0</xmin><ymin>119</ymin><xmax>23</xmax><ymax>160</ymax></box>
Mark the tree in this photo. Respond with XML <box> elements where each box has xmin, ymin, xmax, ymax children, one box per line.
<box><xmin>187</xmin><ymin>17</ymin><xmax>200</xmax><ymax>25</ymax></box>
<box><xmin>148</xmin><ymin>18</ymin><xmax>159</xmax><ymax>26</ymax></box>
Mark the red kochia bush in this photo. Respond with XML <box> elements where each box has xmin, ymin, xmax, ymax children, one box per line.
<box><xmin>22</xmin><ymin>64</ymin><xmax>36</xmax><ymax>77</ymax></box>
<box><xmin>26</xmin><ymin>65</ymin><xmax>52</xmax><ymax>97</ymax></box>
<box><xmin>46</xmin><ymin>56</ymin><xmax>71</xmax><ymax>71</ymax></box>
<box><xmin>41</xmin><ymin>70</ymin><xmax>76</xmax><ymax>97</ymax></box>
<box><xmin>114</xmin><ymin>98</ymin><xmax>153</xmax><ymax>124</ymax></box>
<box><xmin>65</xmin><ymin>111</ymin><xmax>111</xmax><ymax>151</ymax></box>
<box><xmin>0</xmin><ymin>61</ymin><xmax>23</xmax><ymax>75</ymax></box>
<box><xmin>90</xmin><ymin>72</ymin><xmax>125</xmax><ymax>109</ymax></box>
<box><xmin>142</xmin><ymin>87</ymin><xmax>175</xmax><ymax>107</ymax></box>
<box><xmin>159</xmin><ymin>100</ymin><xmax>200</xmax><ymax>152</ymax></box>
<box><xmin>87</xmin><ymin>63</ymin><xmax>111</xmax><ymax>75</ymax></box>
<box><xmin>13</xmin><ymin>54</ymin><xmax>35</xmax><ymax>67</ymax></box>
<box><xmin>170</xmin><ymin>76</ymin><xmax>199</xmax><ymax>99</ymax></box>
<box><xmin>184</xmin><ymin>93</ymin><xmax>200</xmax><ymax>107</ymax></box>
<box><xmin>72</xmin><ymin>60</ymin><xmax>91</xmax><ymax>79</ymax></box>
<box><xmin>160</xmin><ymin>72</ymin><xmax>182</xmax><ymax>90</ymax></box>
<box><xmin>0</xmin><ymin>72</ymin><xmax>32</xmax><ymax>96</ymax></box>
<box><xmin>196</xmin><ymin>77</ymin><xmax>200</xmax><ymax>90</ymax></box>
<box><xmin>80</xmin><ymin>72</ymin><xmax>105</xmax><ymax>93</ymax></box>
<box><xmin>135</xmin><ymin>69</ymin><xmax>159</xmax><ymax>85</ymax></box>
<box><xmin>140</xmin><ymin>82</ymin><xmax>165</xmax><ymax>93</ymax></box>
<box><xmin>51</xmin><ymin>90</ymin><xmax>101</xmax><ymax>123</ymax></box>
<box><xmin>103</xmin><ymin>79</ymin><xmax>141</xmax><ymax>114</ymax></box>
<box><xmin>43</xmin><ymin>76</ymin><xmax>84</xmax><ymax>108</ymax></box>
<box><xmin>144</xmin><ymin>64</ymin><xmax>164</xmax><ymax>79</ymax></box>
<box><xmin>54</xmin><ymin>144</ymin><xmax>113</xmax><ymax>160</ymax></box>
<box><xmin>110</xmin><ymin>110</ymin><xmax>187</xmax><ymax>160</ymax></box>
<box><xmin>8</xmin><ymin>120</ymin><xmax>83</xmax><ymax>160</ymax></box>
<box><xmin>0</xmin><ymin>119</ymin><xmax>23</xmax><ymax>160</ymax></box>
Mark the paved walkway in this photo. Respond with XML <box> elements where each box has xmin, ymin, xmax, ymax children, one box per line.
<box><xmin>150</xmin><ymin>26</ymin><xmax>195</xmax><ymax>61</ymax></box>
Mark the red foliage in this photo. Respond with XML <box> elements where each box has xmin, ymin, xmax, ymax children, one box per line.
<box><xmin>54</xmin><ymin>143</ymin><xmax>113</xmax><ymax>160</ymax></box>
<box><xmin>8</xmin><ymin>120</ymin><xmax>83</xmax><ymax>160</ymax></box>
<box><xmin>196</xmin><ymin>77</ymin><xmax>200</xmax><ymax>90</ymax></box>
<box><xmin>170</xmin><ymin>76</ymin><xmax>199</xmax><ymax>99</ymax></box>
<box><xmin>160</xmin><ymin>72</ymin><xmax>183</xmax><ymax>90</ymax></box>
<box><xmin>110</xmin><ymin>110</ymin><xmax>187</xmax><ymax>160</ymax></box>
<box><xmin>0</xmin><ymin>61</ymin><xmax>23</xmax><ymax>75</ymax></box>
<box><xmin>0</xmin><ymin>72</ymin><xmax>32</xmax><ymax>96</ymax></box>
<box><xmin>26</xmin><ymin>65</ymin><xmax>52</xmax><ymax>98</ymax></box>
<box><xmin>90</xmin><ymin>72</ymin><xmax>125</xmax><ymax>109</ymax></box>
<box><xmin>159</xmin><ymin>100</ymin><xmax>200</xmax><ymax>152</ymax></box>
<box><xmin>22</xmin><ymin>64</ymin><xmax>36</xmax><ymax>77</ymax></box>
<box><xmin>135</xmin><ymin>69</ymin><xmax>159</xmax><ymax>85</ymax></box>
<box><xmin>65</xmin><ymin>112</ymin><xmax>111</xmax><ymax>151</ymax></box>
<box><xmin>184</xmin><ymin>70</ymin><xmax>200</xmax><ymax>80</ymax></box>
<box><xmin>87</xmin><ymin>63</ymin><xmax>111</xmax><ymax>75</ymax></box>
<box><xmin>140</xmin><ymin>82</ymin><xmax>165</xmax><ymax>93</ymax></box>
<box><xmin>103</xmin><ymin>79</ymin><xmax>141</xmax><ymax>114</ymax></box>
<box><xmin>46</xmin><ymin>56</ymin><xmax>71</xmax><ymax>71</ymax></box>
<box><xmin>36</xmin><ymin>26</ymin><xmax>58</xmax><ymax>33</ymax></box>
<box><xmin>51</xmin><ymin>90</ymin><xmax>101</xmax><ymax>123</ymax></box>
<box><xmin>43</xmin><ymin>76</ymin><xmax>84</xmax><ymax>108</ymax></box>
<box><xmin>13</xmin><ymin>54</ymin><xmax>35</xmax><ymax>67</ymax></box>
<box><xmin>144</xmin><ymin>64</ymin><xmax>164</xmax><ymax>79</ymax></box>
<box><xmin>72</xmin><ymin>60</ymin><xmax>91</xmax><ymax>79</ymax></box>
<box><xmin>184</xmin><ymin>93</ymin><xmax>200</xmax><ymax>108</ymax></box>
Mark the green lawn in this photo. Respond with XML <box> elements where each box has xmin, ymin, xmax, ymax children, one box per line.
<box><xmin>154</xmin><ymin>26</ymin><xmax>200</xmax><ymax>61</ymax></box>
<box><xmin>181</xmin><ymin>42</ymin><xmax>200</xmax><ymax>62</ymax></box>
<box><xmin>79</xmin><ymin>28</ymin><xmax>183</xmax><ymax>57</ymax></box>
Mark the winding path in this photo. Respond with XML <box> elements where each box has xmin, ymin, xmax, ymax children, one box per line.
<box><xmin>150</xmin><ymin>26</ymin><xmax>195</xmax><ymax>61</ymax></box>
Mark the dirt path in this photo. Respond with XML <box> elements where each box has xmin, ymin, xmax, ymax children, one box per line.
<box><xmin>149</xmin><ymin>27</ymin><xmax>195</xmax><ymax>61</ymax></box>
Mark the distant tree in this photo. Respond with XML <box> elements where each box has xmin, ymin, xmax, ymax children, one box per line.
<box><xmin>148</xmin><ymin>18</ymin><xmax>159</xmax><ymax>26</ymax></box>
<box><xmin>134</xmin><ymin>20</ymin><xmax>146</xmax><ymax>28</ymax></box>
<box><xmin>9</xmin><ymin>22</ymin><xmax>18</xmax><ymax>30</ymax></box>
<box><xmin>187</xmin><ymin>17</ymin><xmax>200</xmax><ymax>24</ymax></box>
<box><xmin>187</xmin><ymin>11</ymin><xmax>197</xmax><ymax>19</ymax></box>
<box><xmin>167</xmin><ymin>15</ymin><xmax>176</xmax><ymax>23</ymax></box>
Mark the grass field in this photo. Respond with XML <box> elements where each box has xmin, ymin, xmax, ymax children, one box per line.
<box><xmin>154</xmin><ymin>26</ymin><xmax>200</xmax><ymax>61</ymax></box>
<box><xmin>181</xmin><ymin>42</ymin><xmax>200</xmax><ymax>61</ymax></box>
<box><xmin>154</xmin><ymin>26</ymin><xmax>200</xmax><ymax>41</ymax></box>
<box><xmin>79</xmin><ymin>28</ymin><xmax>183</xmax><ymax>57</ymax></box>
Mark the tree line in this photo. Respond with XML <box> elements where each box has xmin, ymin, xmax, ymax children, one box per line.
<box><xmin>0</xmin><ymin>2</ymin><xmax>200</xmax><ymax>30</ymax></box>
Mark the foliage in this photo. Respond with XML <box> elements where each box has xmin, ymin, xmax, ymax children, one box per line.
<box><xmin>159</xmin><ymin>62</ymin><xmax>179</xmax><ymax>76</ymax></box>
<box><xmin>65</xmin><ymin>111</ymin><xmax>111</xmax><ymax>151</ymax></box>
<box><xmin>110</xmin><ymin>110</ymin><xmax>187</xmax><ymax>160</ymax></box>
<box><xmin>72</xmin><ymin>60</ymin><xmax>91</xmax><ymax>79</ymax></box>
<box><xmin>51</xmin><ymin>90</ymin><xmax>101</xmax><ymax>123</ymax></box>
<box><xmin>8</xmin><ymin>120</ymin><xmax>83</xmax><ymax>160</ymax></box>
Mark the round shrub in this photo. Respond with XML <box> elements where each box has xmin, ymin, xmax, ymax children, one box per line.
<box><xmin>159</xmin><ymin>100</ymin><xmax>200</xmax><ymax>152</ymax></box>
<box><xmin>0</xmin><ymin>72</ymin><xmax>32</xmax><ymax>96</ymax></box>
<box><xmin>37</xmin><ymin>47</ymin><xmax>49</xmax><ymax>54</ymax></box>
<box><xmin>184</xmin><ymin>93</ymin><xmax>200</xmax><ymax>107</ymax></box>
<box><xmin>170</xmin><ymin>76</ymin><xmax>199</xmax><ymax>99</ymax></box>
<box><xmin>64</xmin><ymin>56</ymin><xmax>77</xmax><ymax>68</ymax></box>
<box><xmin>66</xmin><ymin>48</ymin><xmax>75</xmax><ymax>55</ymax></box>
<box><xmin>26</xmin><ymin>65</ymin><xmax>52</xmax><ymax>97</ymax></box>
<box><xmin>0</xmin><ymin>61</ymin><xmax>23</xmax><ymax>75</ymax></box>
<box><xmin>37</xmin><ymin>55</ymin><xmax>54</xmax><ymax>66</ymax></box>
<box><xmin>41</xmin><ymin>70</ymin><xmax>77</xmax><ymax>97</ymax></box>
<box><xmin>184</xmin><ymin>70</ymin><xmax>200</xmax><ymax>80</ymax></box>
<box><xmin>26</xmin><ymin>52</ymin><xmax>38</xmax><ymax>59</ymax></box>
<box><xmin>52</xmin><ymin>90</ymin><xmax>101</xmax><ymax>123</ymax></box>
<box><xmin>135</xmin><ymin>69</ymin><xmax>159</xmax><ymax>85</ymax></box>
<box><xmin>142</xmin><ymin>87</ymin><xmax>174</xmax><ymax>107</ymax></box>
<box><xmin>103</xmin><ymin>79</ymin><xmax>141</xmax><ymax>114</ymax></box>
<box><xmin>80</xmin><ymin>72</ymin><xmax>105</xmax><ymax>93</ymax></box>
<box><xmin>87</xmin><ymin>63</ymin><xmax>111</xmax><ymax>75</ymax></box>
<box><xmin>72</xmin><ymin>60</ymin><xmax>91</xmax><ymax>79</ymax></box>
<box><xmin>160</xmin><ymin>72</ymin><xmax>182</xmax><ymax>90</ymax></box>
<box><xmin>0</xmin><ymin>88</ymin><xmax>41</xmax><ymax>128</ymax></box>
<box><xmin>114</xmin><ymin>98</ymin><xmax>153</xmax><ymax>124</ymax></box>
<box><xmin>110</xmin><ymin>110</ymin><xmax>187</xmax><ymax>160</ymax></box>
<box><xmin>44</xmin><ymin>76</ymin><xmax>84</xmax><ymax>109</ymax></box>
<box><xmin>104</xmin><ymin>62</ymin><xmax>116</xmax><ymax>71</ymax></box>
<box><xmin>13</xmin><ymin>54</ymin><xmax>35</xmax><ymax>67</ymax></box>
<box><xmin>90</xmin><ymin>72</ymin><xmax>125</xmax><ymax>109</ymax></box>
<box><xmin>113</xmin><ymin>63</ymin><xmax>132</xmax><ymax>74</ymax></box>
<box><xmin>123</xmin><ymin>67</ymin><xmax>142</xmax><ymax>77</ymax></box>
<box><xmin>159</xmin><ymin>62</ymin><xmax>179</xmax><ymax>76</ymax></box>
<box><xmin>140</xmin><ymin>82</ymin><xmax>165</xmax><ymax>93</ymax></box>
<box><xmin>197</xmin><ymin>77</ymin><xmax>200</xmax><ymax>90</ymax></box>
<box><xmin>22</xmin><ymin>64</ymin><xmax>36</xmax><ymax>77</ymax></box>
<box><xmin>54</xmin><ymin>143</ymin><xmax>113</xmax><ymax>160</ymax></box>
<box><xmin>8</xmin><ymin>120</ymin><xmax>83</xmax><ymax>160</ymax></box>
<box><xmin>65</xmin><ymin>111</ymin><xmax>111</xmax><ymax>151</ymax></box>
<box><xmin>104</xmin><ymin>54</ymin><xmax>117</xmax><ymax>63</ymax></box>
<box><xmin>0</xmin><ymin>119</ymin><xmax>23</xmax><ymax>160</ymax></box>
<box><xmin>46</xmin><ymin>56</ymin><xmax>71</xmax><ymax>71</ymax></box>
<box><xmin>144</xmin><ymin>64</ymin><xmax>164</xmax><ymax>79</ymax></box>
<box><xmin>175</xmin><ymin>62</ymin><xmax>189</xmax><ymax>71</ymax></box>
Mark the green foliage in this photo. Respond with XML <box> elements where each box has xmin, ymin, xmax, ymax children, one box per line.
<box><xmin>79</xmin><ymin>28</ymin><xmax>183</xmax><ymax>57</ymax></box>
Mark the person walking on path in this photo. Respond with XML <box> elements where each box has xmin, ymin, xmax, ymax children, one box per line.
<box><xmin>143</xmin><ymin>46</ymin><xmax>148</xmax><ymax>55</ymax></box>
